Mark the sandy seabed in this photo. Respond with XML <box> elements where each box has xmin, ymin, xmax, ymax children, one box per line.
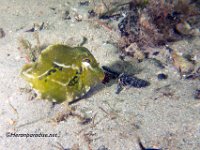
<box><xmin>0</xmin><ymin>0</ymin><xmax>200</xmax><ymax>149</ymax></box>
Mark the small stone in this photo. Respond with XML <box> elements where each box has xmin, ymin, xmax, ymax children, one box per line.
<box><xmin>7</xmin><ymin>118</ymin><xmax>16</xmax><ymax>125</ymax></box>
<box><xmin>62</xmin><ymin>10</ymin><xmax>71</xmax><ymax>20</ymax></box>
<box><xmin>79</xmin><ymin>1</ymin><xmax>89</xmax><ymax>6</ymax></box>
<box><xmin>0</xmin><ymin>28</ymin><xmax>5</xmax><ymax>38</ymax></box>
<box><xmin>152</xmin><ymin>51</ymin><xmax>159</xmax><ymax>56</ymax></box>
<box><xmin>88</xmin><ymin>10</ymin><xmax>96</xmax><ymax>18</ymax></box>
<box><xmin>74</xmin><ymin>13</ymin><xmax>83</xmax><ymax>21</ymax></box>
<box><xmin>194</xmin><ymin>89</ymin><xmax>200</xmax><ymax>99</ymax></box>
<box><xmin>97</xmin><ymin>145</ymin><xmax>108</xmax><ymax>150</ymax></box>
<box><xmin>157</xmin><ymin>73</ymin><xmax>168</xmax><ymax>80</ymax></box>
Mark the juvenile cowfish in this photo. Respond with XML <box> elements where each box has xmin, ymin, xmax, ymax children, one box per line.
<box><xmin>21</xmin><ymin>44</ymin><xmax>104</xmax><ymax>103</ymax></box>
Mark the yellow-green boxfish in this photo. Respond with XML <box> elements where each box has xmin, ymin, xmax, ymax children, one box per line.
<box><xmin>21</xmin><ymin>44</ymin><xmax>104</xmax><ymax>103</ymax></box>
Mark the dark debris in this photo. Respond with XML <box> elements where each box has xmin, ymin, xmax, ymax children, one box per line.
<box><xmin>138</xmin><ymin>138</ymin><xmax>161</xmax><ymax>150</ymax></box>
<box><xmin>79</xmin><ymin>1</ymin><xmax>89</xmax><ymax>6</ymax></box>
<box><xmin>88</xmin><ymin>10</ymin><xmax>96</xmax><ymax>18</ymax></box>
<box><xmin>25</xmin><ymin>22</ymin><xmax>45</xmax><ymax>32</ymax></box>
<box><xmin>148</xmin><ymin>58</ymin><xmax>165</xmax><ymax>69</ymax></box>
<box><xmin>79</xmin><ymin>117</ymin><xmax>92</xmax><ymax>125</ymax></box>
<box><xmin>102</xmin><ymin>66</ymin><xmax>120</xmax><ymax>79</ymax></box>
<box><xmin>118</xmin><ymin>73</ymin><xmax>149</xmax><ymax>88</ymax></box>
<box><xmin>194</xmin><ymin>89</ymin><xmax>200</xmax><ymax>99</ymax></box>
<box><xmin>157</xmin><ymin>73</ymin><xmax>168</xmax><ymax>80</ymax></box>
<box><xmin>185</xmin><ymin>73</ymin><xmax>200</xmax><ymax>80</ymax></box>
<box><xmin>0</xmin><ymin>28</ymin><xmax>5</xmax><ymax>38</ymax></box>
<box><xmin>102</xmin><ymin>65</ymin><xmax>149</xmax><ymax>94</ymax></box>
<box><xmin>184</xmin><ymin>65</ymin><xmax>200</xmax><ymax>80</ymax></box>
<box><xmin>62</xmin><ymin>10</ymin><xmax>71</xmax><ymax>20</ymax></box>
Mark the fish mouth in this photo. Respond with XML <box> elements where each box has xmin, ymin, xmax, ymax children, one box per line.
<box><xmin>81</xmin><ymin>61</ymin><xmax>105</xmax><ymax>82</ymax></box>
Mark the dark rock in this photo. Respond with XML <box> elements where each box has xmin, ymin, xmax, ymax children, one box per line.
<box><xmin>97</xmin><ymin>145</ymin><xmax>108</xmax><ymax>150</ymax></box>
<box><xmin>157</xmin><ymin>73</ymin><xmax>168</xmax><ymax>80</ymax></box>
<box><xmin>194</xmin><ymin>89</ymin><xmax>200</xmax><ymax>99</ymax></box>
<box><xmin>0</xmin><ymin>28</ymin><xmax>5</xmax><ymax>38</ymax></box>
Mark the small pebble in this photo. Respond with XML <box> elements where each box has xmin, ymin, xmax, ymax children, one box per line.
<box><xmin>80</xmin><ymin>118</ymin><xmax>92</xmax><ymax>125</ymax></box>
<box><xmin>88</xmin><ymin>10</ymin><xmax>96</xmax><ymax>18</ymax></box>
<box><xmin>79</xmin><ymin>1</ymin><xmax>89</xmax><ymax>6</ymax></box>
<box><xmin>194</xmin><ymin>89</ymin><xmax>200</xmax><ymax>99</ymax></box>
<box><xmin>97</xmin><ymin>145</ymin><xmax>108</xmax><ymax>150</ymax></box>
<box><xmin>49</xmin><ymin>7</ymin><xmax>56</xmax><ymax>11</ymax></box>
<box><xmin>62</xmin><ymin>10</ymin><xmax>71</xmax><ymax>20</ymax></box>
<box><xmin>74</xmin><ymin>14</ymin><xmax>83</xmax><ymax>21</ymax></box>
<box><xmin>157</xmin><ymin>73</ymin><xmax>168</xmax><ymax>80</ymax></box>
<box><xmin>152</xmin><ymin>51</ymin><xmax>159</xmax><ymax>56</ymax></box>
<box><xmin>0</xmin><ymin>28</ymin><xmax>5</xmax><ymax>38</ymax></box>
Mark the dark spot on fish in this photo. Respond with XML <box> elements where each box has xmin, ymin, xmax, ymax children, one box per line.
<box><xmin>53</xmin><ymin>63</ymin><xmax>63</xmax><ymax>71</ymax></box>
<box><xmin>68</xmin><ymin>75</ymin><xmax>79</xmax><ymax>86</ymax></box>
<box><xmin>46</xmin><ymin>69</ymin><xmax>57</xmax><ymax>76</ymax></box>
<box><xmin>59</xmin><ymin>67</ymin><xmax>63</xmax><ymax>71</ymax></box>
<box><xmin>76</xmin><ymin>67</ymin><xmax>82</xmax><ymax>75</ymax></box>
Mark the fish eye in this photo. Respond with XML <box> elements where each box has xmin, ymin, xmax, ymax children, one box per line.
<box><xmin>82</xmin><ymin>58</ymin><xmax>91</xmax><ymax>63</ymax></box>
